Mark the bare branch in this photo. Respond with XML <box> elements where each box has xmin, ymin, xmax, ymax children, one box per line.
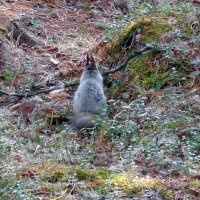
<box><xmin>103</xmin><ymin>45</ymin><xmax>152</xmax><ymax>76</ymax></box>
<box><xmin>0</xmin><ymin>82</ymin><xmax>78</xmax><ymax>98</ymax></box>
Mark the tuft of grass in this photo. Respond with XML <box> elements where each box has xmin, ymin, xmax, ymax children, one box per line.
<box><xmin>1</xmin><ymin>70</ymin><xmax>15</xmax><ymax>85</ymax></box>
<box><xmin>82</xmin><ymin>3</ymin><xmax>91</xmax><ymax>12</ymax></box>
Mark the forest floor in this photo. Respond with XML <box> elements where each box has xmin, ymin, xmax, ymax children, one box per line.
<box><xmin>0</xmin><ymin>0</ymin><xmax>200</xmax><ymax>199</ymax></box>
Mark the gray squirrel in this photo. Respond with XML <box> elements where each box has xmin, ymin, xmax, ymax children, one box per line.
<box><xmin>71</xmin><ymin>54</ymin><xmax>107</xmax><ymax>130</ymax></box>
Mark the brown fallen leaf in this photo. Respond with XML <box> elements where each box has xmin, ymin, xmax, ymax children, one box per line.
<box><xmin>171</xmin><ymin>170</ymin><xmax>181</xmax><ymax>177</ymax></box>
<box><xmin>56</xmin><ymin>52</ymin><xmax>68</xmax><ymax>58</ymax></box>
<box><xmin>21</xmin><ymin>170</ymin><xmax>37</xmax><ymax>179</ymax></box>
<box><xmin>49</xmin><ymin>12</ymin><xmax>59</xmax><ymax>19</ymax></box>
<box><xmin>46</xmin><ymin>46</ymin><xmax>58</xmax><ymax>52</ymax></box>
<box><xmin>173</xmin><ymin>48</ymin><xmax>180</xmax><ymax>59</ymax></box>
<box><xmin>134</xmin><ymin>160</ymin><xmax>144</xmax><ymax>166</ymax></box>
<box><xmin>187</xmin><ymin>188</ymin><xmax>199</xmax><ymax>197</ymax></box>
<box><xmin>20</xmin><ymin>102</ymin><xmax>35</xmax><ymax>116</ymax></box>
<box><xmin>48</xmin><ymin>91</ymin><xmax>70</xmax><ymax>102</ymax></box>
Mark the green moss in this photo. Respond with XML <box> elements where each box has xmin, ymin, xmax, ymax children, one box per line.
<box><xmin>107</xmin><ymin>2</ymin><xmax>197</xmax><ymax>98</ymax></box>
<box><xmin>94</xmin><ymin>168</ymin><xmax>111</xmax><ymax>179</ymax></box>
<box><xmin>43</xmin><ymin>171</ymin><xmax>66</xmax><ymax>183</ymax></box>
<box><xmin>159</xmin><ymin>189</ymin><xmax>174</xmax><ymax>200</ymax></box>
<box><xmin>142</xmin><ymin>69</ymin><xmax>158</xmax><ymax>89</ymax></box>
<box><xmin>76</xmin><ymin>169</ymin><xmax>94</xmax><ymax>180</ymax></box>
<box><xmin>142</xmin><ymin>20</ymin><xmax>172</xmax><ymax>43</ymax></box>
<box><xmin>76</xmin><ymin>168</ymin><xmax>111</xmax><ymax>181</ymax></box>
<box><xmin>128</xmin><ymin>52</ymin><xmax>155</xmax><ymax>91</ymax></box>
<box><xmin>129</xmin><ymin>52</ymin><xmax>150</xmax><ymax>70</ymax></box>
<box><xmin>110</xmin><ymin>50</ymin><xmax>190</xmax><ymax>98</ymax></box>
<box><xmin>108</xmin><ymin>22</ymin><xmax>138</xmax><ymax>54</ymax></box>
<box><xmin>108</xmin><ymin>81</ymin><xmax>125</xmax><ymax>99</ymax></box>
<box><xmin>106</xmin><ymin>11</ymin><xmax>194</xmax><ymax>98</ymax></box>
<box><xmin>108</xmin><ymin>53</ymin><xmax>154</xmax><ymax>99</ymax></box>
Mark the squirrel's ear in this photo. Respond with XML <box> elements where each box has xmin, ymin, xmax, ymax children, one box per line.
<box><xmin>89</xmin><ymin>55</ymin><xmax>95</xmax><ymax>64</ymax></box>
<box><xmin>85</xmin><ymin>54</ymin><xmax>97</xmax><ymax>70</ymax></box>
<box><xmin>86</xmin><ymin>54</ymin><xmax>90</xmax><ymax>65</ymax></box>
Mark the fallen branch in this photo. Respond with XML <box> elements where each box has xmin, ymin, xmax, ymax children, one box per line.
<box><xmin>0</xmin><ymin>45</ymin><xmax>152</xmax><ymax>99</ymax></box>
<box><xmin>103</xmin><ymin>44</ymin><xmax>153</xmax><ymax>75</ymax></box>
<box><xmin>0</xmin><ymin>82</ymin><xmax>78</xmax><ymax>98</ymax></box>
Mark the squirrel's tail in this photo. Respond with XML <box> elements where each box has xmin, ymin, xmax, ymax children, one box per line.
<box><xmin>70</xmin><ymin>112</ymin><xmax>100</xmax><ymax>131</ymax></box>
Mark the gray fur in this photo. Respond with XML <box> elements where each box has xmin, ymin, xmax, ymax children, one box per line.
<box><xmin>71</xmin><ymin>55</ymin><xmax>106</xmax><ymax>130</ymax></box>
<box><xmin>73</xmin><ymin>70</ymin><xmax>106</xmax><ymax>115</ymax></box>
<box><xmin>70</xmin><ymin>112</ymin><xmax>100</xmax><ymax>130</ymax></box>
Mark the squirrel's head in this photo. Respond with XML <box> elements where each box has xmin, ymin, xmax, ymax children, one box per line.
<box><xmin>85</xmin><ymin>54</ymin><xmax>97</xmax><ymax>70</ymax></box>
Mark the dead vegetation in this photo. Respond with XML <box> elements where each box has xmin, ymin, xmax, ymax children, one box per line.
<box><xmin>0</xmin><ymin>0</ymin><xmax>200</xmax><ymax>199</ymax></box>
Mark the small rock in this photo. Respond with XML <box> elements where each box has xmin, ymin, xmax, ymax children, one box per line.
<box><xmin>50</xmin><ymin>57</ymin><xmax>60</xmax><ymax>65</ymax></box>
<box><xmin>122</xmin><ymin>92</ymin><xmax>130</xmax><ymax>99</ymax></box>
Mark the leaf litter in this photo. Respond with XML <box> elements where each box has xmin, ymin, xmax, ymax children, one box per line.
<box><xmin>0</xmin><ymin>0</ymin><xmax>200</xmax><ymax>199</ymax></box>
